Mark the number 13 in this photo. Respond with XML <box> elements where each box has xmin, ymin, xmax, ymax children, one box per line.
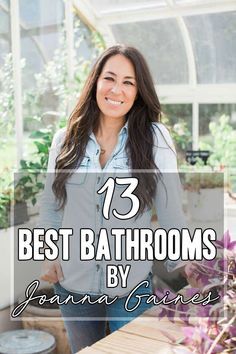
<box><xmin>97</xmin><ymin>177</ymin><xmax>140</xmax><ymax>220</ymax></box>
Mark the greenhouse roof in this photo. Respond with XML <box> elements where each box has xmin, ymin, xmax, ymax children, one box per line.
<box><xmin>75</xmin><ymin>0</ymin><xmax>236</xmax><ymax>103</ymax></box>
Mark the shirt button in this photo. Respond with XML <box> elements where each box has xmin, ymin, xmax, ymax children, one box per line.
<box><xmin>97</xmin><ymin>176</ymin><xmax>101</xmax><ymax>184</ymax></box>
<box><xmin>96</xmin><ymin>149</ymin><xmax>99</xmax><ymax>155</ymax></box>
<box><xmin>96</xmin><ymin>264</ymin><xmax>100</xmax><ymax>271</ymax></box>
<box><xmin>96</xmin><ymin>204</ymin><xmax>100</xmax><ymax>212</ymax></box>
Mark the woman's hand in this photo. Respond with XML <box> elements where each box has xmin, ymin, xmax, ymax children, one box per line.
<box><xmin>40</xmin><ymin>259</ymin><xmax>64</xmax><ymax>284</ymax></box>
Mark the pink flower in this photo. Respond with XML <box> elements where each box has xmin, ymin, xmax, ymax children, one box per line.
<box><xmin>215</xmin><ymin>230</ymin><xmax>236</xmax><ymax>251</ymax></box>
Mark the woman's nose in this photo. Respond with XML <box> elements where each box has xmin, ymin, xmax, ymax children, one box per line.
<box><xmin>111</xmin><ymin>83</ymin><xmax>122</xmax><ymax>94</ymax></box>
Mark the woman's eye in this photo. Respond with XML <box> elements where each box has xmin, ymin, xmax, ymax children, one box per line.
<box><xmin>124</xmin><ymin>81</ymin><xmax>134</xmax><ymax>86</ymax></box>
<box><xmin>104</xmin><ymin>77</ymin><xmax>114</xmax><ymax>81</ymax></box>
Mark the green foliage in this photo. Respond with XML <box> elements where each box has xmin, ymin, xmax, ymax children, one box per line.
<box><xmin>23</xmin><ymin>19</ymin><xmax>103</xmax><ymax>126</ymax></box>
<box><xmin>0</xmin><ymin>19</ymin><xmax>105</xmax><ymax>228</ymax></box>
<box><xmin>90</xmin><ymin>30</ymin><xmax>106</xmax><ymax>54</ymax></box>
<box><xmin>0</xmin><ymin>128</ymin><xmax>54</xmax><ymax>228</ymax></box>
<box><xmin>18</xmin><ymin>128</ymin><xmax>54</xmax><ymax>203</ymax></box>
<box><xmin>171</xmin><ymin>119</ymin><xmax>192</xmax><ymax>151</ymax></box>
<box><xmin>198</xmin><ymin>115</ymin><xmax>236</xmax><ymax>193</ymax></box>
<box><xmin>199</xmin><ymin>114</ymin><xmax>236</xmax><ymax>169</ymax></box>
<box><xmin>184</xmin><ymin>172</ymin><xmax>224</xmax><ymax>192</ymax></box>
<box><xmin>162</xmin><ymin>114</ymin><xmax>192</xmax><ymax>162</ymax></box>
<box><xmin>0</xmin><ymin>171</ymin><xmax>13</xmax><ymax>228</ymax></box>
<box><xmin>0</xmin><ymin>54</ymin><xmax>25</xmax><ymax>144</ymax></box>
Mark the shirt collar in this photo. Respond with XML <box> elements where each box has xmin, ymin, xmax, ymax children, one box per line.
<box><xmin>119</xmin><ymin>120</ymin><xmax>128</xmax><ymax>136</ymax></box>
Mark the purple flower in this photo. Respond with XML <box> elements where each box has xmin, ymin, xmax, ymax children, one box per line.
<box><xmin>197</xmin><ymin>304</ymin><xmax>212</xmax><ymax>318</ymax></box>
<box><xmin>182</xmin><ymin>325</ymin><xmax>224</xmax><ymax>353</ymax></box>
<box><xmin>155</xmin><ymin>230</ymin><xmax>236</xmax><ymax>354</ymax></box>
<box><xmin>215</xmin><ymin>230</ymin><xmax>236</xmax><ymax>251</ymax></box>
<box><xmin>228</xmin><ymin>325</ymin><xmax>236</xmax><ymax>338</ymax></box>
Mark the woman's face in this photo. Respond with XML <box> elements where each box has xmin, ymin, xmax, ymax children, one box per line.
<box><xmin>96</xmin><ymin>54</ymin><xmax>138</xmax><ymax>121</ymax></box>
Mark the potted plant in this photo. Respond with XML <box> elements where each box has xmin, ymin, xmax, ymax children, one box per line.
<box><xmin>157</xmin><ymin>231</ymin><xmax>236</xmax><ymax>354</ymax></box>
<box><xmin>0</xmin><ymin>127</ymin><xmax>54</xmax><ymax>229</ymax></box>
<box><xmin>182</xmin><ymin>167</ymin><xmax>224</xmax><ymax>222</ymax></box>
<box><xmin>0</xmin><ymin>177</ymin><xmax>29</xmax><ymax>229</ymax></box>
<box><xmin>199</xmin><ymin>115</ymin><xmax>236</xmax><ymax>200</ymax></box>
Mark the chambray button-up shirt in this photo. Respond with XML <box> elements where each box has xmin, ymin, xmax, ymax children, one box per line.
<box><xmin>39</xmin><ymin>122</ymin><xmax>185</xmax><ymax>297</ymax></box>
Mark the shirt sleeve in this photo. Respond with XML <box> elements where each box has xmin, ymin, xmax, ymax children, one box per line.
<box><xmin>152</xmin><ymin>123</ymin><xmax>187</xmax><ymax>271</ymax></box>
<box><xmin>37</xmin><ymin>129</ymin><xmax>66</xmax><ymax>230</ymax></box>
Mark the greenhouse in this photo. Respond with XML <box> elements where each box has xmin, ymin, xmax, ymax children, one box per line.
<box><xmin>0</xmin><ymin>0</ymin><xmax>236</xmax><ymax>353</ymax></box>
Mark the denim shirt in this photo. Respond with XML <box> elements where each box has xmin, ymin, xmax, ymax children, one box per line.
<box><xmin>39</xmin><ymin>122</ymin><xmax>185</xmax><ymax>297</ymax></box>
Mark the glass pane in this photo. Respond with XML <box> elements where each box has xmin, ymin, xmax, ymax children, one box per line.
<box><xmin>174</xmin><ymin>0</ymin><xmax>216</xmax><ymax>3</ymax></box>
<box><xmin>185</xmin><ymin>12</ymin><xmax>236</xmax><ymax>83</ymax></box>
<box><xmin>162</xmin><ymin>104</ymin><xmax>192</xmax><ymax>161</ymax></box>
<box><xmin>74</xmin><ymin>18</ymin><xmax>97</xmax><ymax>61</ymax></box>
<box><xmin>0</xmin><ymin>0</ymin><xmax>15</xmax><ymax>172</ymax></box>
<box><xmin>20</xmin><ymin>0</ymin><xmax>65</xmax><ymax>162</ymax></box>
<box><xmin>20</xmin><ymin>1</ymin><xmax>102</xmax><ymax>164</ymax></box>
<box><xmin>20</xmin><ymin>0</ymin><xmax>64</xmax><ymax>105</ymax></box>
<box><xmin>21</xmin><ymin>32</ymin><xmax>61</xmax><ymax>89</ymax></box>
<box><xmin>112</xmin><ymin>19</ymin><xmax>188</xmax><ymax>84</ymax></box>
<box><xmin>199</xmin><ymin>104</ymin><xmax>236</xmax><ymax>170</ymax></box>
<box><xmin>89</xmin><ymin>0</ymin><xmax>166</xmax><ymax>12</ymax></box>
<box><xmin>0</xmin><ymin>38</ymin><xmax>10</xmax><ymax>64</ymax></box>
<box><xmin>0</xmin><ymin>0</ymin><xmax>9</xmax><ymax>6</ymax></box>
<box><xmin>20</xmin><ymin>0</ymin><xmax>64</xmax><ymax>28</ymax></box>
<box><xmin>0</xmin><ymin>4</ymin><xmax>9</xmax><ymax>33</ymax></box>
<box><xmin>0</xmin><ymin>0</ymin><xmax>10</xmax><ymax>64</ymax></box>
<box><xmin>199</xmin><ymin>104</ymin><xmax>236</xmax><ymax>137</ymax></box>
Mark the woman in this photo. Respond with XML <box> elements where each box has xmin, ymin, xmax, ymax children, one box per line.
<box><xmin>40</xmin><ymin>44</ymin><xmax>185</xmax><ymax>353</ymax></box>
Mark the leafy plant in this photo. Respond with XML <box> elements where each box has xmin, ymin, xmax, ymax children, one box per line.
<box><xmin>183</xmin><ymin>172</ymin><xmax>224</xmax><ymax>192</ymax></box>
<box><xmin>0</xmin><ymin>54</ymin><xmax>25</xmax><ymax>145</ymax></box>
<box><xmin>0</xmin><ymin>19</ymin><xmax>105</xmax><ymax>228</ymax></box>
<box><xmin>23</xmin><ymin>19</ymin><xmax>103</xmax><ymax>127</ymax></box>
<box><xmin>0</xmin><ymin>128</ymin><xmax>54</xmax><ymax>228</ymax></box>
<box><xmin>0</xmin><ymin>171</ymin><xmax>13</xmax><ymax>228</ymax></box>
<box><xmin>172</xmin><ymin>120</ymin><xmax>192</xmax><ymax>152</ymax></box>
<box><xmin>157</xmin><ymin>231</ymin><xmax>236</xmax><ymax>354</ymax></box>
<box><xmin>17</xmin><ymin>128</ymin><xmax>55</xmax><ymax>206</ymax></box>
<box><xmin>199</xmin><ymin>115</ymin><xmax>236</xmax><ymax>169</ymax></box>
<box><xmin>162</xmin><ymin>115</ymin><xmax>192</xmax><ymax>163</ymax></box>
<box><xmin>197</xmin><ymin>115</ymin><xmax>236</xmax><ymax>196</ymax></box>
<box><xmin>0</xmin><ymin>168</ymin><xmax>29</xmax><ymax>228</ymax></box>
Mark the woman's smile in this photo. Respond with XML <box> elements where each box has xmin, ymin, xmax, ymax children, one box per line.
<box><xmin>96</xmin><ymin>54</ymin><xmax>137</xmax><ymax>120</ymax></box>
<box><xmin>105</xmin><ymin>97</ymin><xmax>124</xmax><ymax>106</ymax></box>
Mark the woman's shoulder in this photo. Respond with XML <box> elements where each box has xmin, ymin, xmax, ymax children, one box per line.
<box><xmin>51</xmin><ymin>127</ymin><xmax>67</xmax><ymax>149</ymax></box>
<box><xmin>151</xmin><ymin>122</ymin><xmax>175</xmax><ymax>150</ymax></box>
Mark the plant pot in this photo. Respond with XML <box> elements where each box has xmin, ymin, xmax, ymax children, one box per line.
<box><xmin>0</xmin><ymin>201</ymin><xmax>30</xmax><ymax>229</ymax></box>
<box><xmin>12</xmin><ymin>201</ymin><xmax>29</xmax><ymax>226</ymax></box>
<box><xmin>19</xmin><ymin>287</ymin><xmax>70</xmax><ymax>354</ymax></box>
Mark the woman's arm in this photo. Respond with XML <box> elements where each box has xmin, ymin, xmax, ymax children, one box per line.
<box><xmin>152</xmin><ymin>123</ymin><xmax>186</xmax><ymax>272</ymax></box>
<box><xmin>38</xmin><ymin>128</ymin><xmax>66</xmax><ymax>283</ymax></box>
<box><xmin>38</xmin><ymin>128</ymin><xmax>66</xmax><ymax>230</ymax></box>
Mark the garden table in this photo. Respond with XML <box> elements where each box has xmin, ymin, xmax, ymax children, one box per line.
<box><xmin>77</xmin><ymin>306</ymin><xmax>188</xmax><ymax>353</ymax></box>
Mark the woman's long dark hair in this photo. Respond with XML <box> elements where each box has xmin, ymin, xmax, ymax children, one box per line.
<box><xmin>52</xmin><ymin>44</ymin><xmax>162</xmax><ymax>215</ymax></box>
